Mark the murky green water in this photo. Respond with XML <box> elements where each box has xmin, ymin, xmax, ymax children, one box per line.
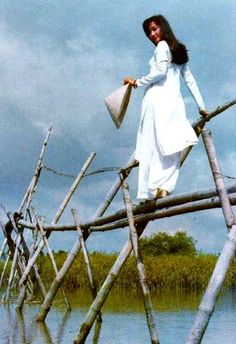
<box><xmin>1</xmin><ymin>288</ymin><xmax>236</xmax><ymax>343</ymax></box>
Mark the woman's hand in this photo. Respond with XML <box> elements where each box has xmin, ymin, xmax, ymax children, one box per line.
<box><xmin>123</xmin><ymin>76</ymin><xmax>137</xmax><ymax>88</ymax></box>
<box><xmin>199</xmin><ymin>109</ymin><xmax>209</xmax><ymax>118</ymax></box>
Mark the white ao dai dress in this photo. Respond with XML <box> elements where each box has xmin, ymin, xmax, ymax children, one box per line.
<box><xmin>135</xmin><ymin>40</ymin><xmax>205</xmax><ymax>200</ymax></box>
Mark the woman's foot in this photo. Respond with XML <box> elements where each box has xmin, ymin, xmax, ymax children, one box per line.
<box><xmin>156</xmin><ymin>188</ymin><xmax>170</xmax><ymax>198</ymax></box>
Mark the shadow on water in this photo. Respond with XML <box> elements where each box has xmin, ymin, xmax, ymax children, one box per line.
<box><xmin>0</xmin><ymin>288</ymin><xmax>236</xmax><ymax>343</ymax></box>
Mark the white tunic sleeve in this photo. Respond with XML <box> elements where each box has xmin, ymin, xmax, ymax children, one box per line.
<box><xmin>136</xmin><ymin>40</ymin><xmax>169</xmax><ymax>87</ymax></box>
<box><xmin>181</xmin><ymin>63</ymin><xmax>205</xmax><ymax>110</ymax></box>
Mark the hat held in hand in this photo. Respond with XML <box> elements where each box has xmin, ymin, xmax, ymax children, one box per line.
<box><xmin>104</xmin><ymin>84</ymin><xmax>132</xmax><ymax>129</ymax></box>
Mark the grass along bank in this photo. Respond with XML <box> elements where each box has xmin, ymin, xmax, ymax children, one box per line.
<box><xmin>1</xmin><ymin>232</ymin><xmax>236</xmax><ymax>292</ymax></box>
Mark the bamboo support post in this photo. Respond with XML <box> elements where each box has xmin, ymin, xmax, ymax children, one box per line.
<box><xmin>122</xmin><ymin>182</ymin><xmax>159</xmax><ymax>344</ymax></box>
<box><xmin>16</xmin><ymin>153</ymin><xmax>96</xmax><ymax>310</ymax></box>
<box><xmin>0</xmin><ymin>129</ymin><xmax>52</xmax><ymax>304</ymax></box>
<box><xmin>71</xmin><ymin>209</ymin><xmax>99</xmax><ymax>301</ymax></box>
<box><xmin>0</xmin><ymin>253</ymin><xmax>10</xmax><ymax>289</ymax></box>
<box><xmin>3</xmin><ymin>231</ymin><xmax>22</xmax><ymax>301</ymax></box>
<box><xmin>186</xmin><ymin>129</ymin><xmax>236</xmax><ymax>343</ymax></box>
<box><xmin>3</xmin><ymin>212</ymin><xmax>47</xmax><ymax>310</ymax></box>
<box><xmin>202</xmin><ymin>129</ymin><xmax>234</xmax><ymax>229</ymax></box>
<box><xmin>71</xmin><ymin>209</ymin><xmax>102</xmax><ymax>333</ymax></box>
<box><xmin>73</xmin><ymin>221</ymin><xmax>147</xmax><ymax>344</ymax></box>
<box><xmin>36</xmin><ymin>154</ymin><xmax>136</xmax><ymax>322</ymax></box>
<box><xmin>1</xmin><ymin>210</ymin><xmax>28</xmax><ymax>302</ymax></box>
<box><xmin>34</xmin><ymin>211</ymin><xmax>71</xmax><ymax>310</ymax></box>
<box><xmin>0</xmin><ymin>217</ymin><xmax>16</xmax><ymax>259</ymax></box>
<box><xmin>0</xmin><ymin>238</ymin><xmax>7</xmax><ymax>260</ymax></box>
<box><xmin>19</xmin><ymin>152</ymin><xmax>96</xmax><ymax>287</ymax></box>
<box><xmin>18</xmin><ymin>125</ymin><xmax>52</xmax><ymax>214</ymax></box>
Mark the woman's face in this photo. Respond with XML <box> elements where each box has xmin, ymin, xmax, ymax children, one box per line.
<box><xmin>148</xmin><ymin>21</ymin><xmax>162</xmax><ymax>45</ymax></box>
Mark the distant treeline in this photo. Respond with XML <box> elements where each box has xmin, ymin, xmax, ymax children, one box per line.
<box><xmin>1</xmin><ymin>232</ymin><xmax>236</xmax><ymax>291</ymax></box>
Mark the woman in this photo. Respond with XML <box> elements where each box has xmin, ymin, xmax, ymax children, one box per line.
<box><xmin>124</xmin><ymin>15</ymin><xmax>208</xmax><ymax>201</ymax></box>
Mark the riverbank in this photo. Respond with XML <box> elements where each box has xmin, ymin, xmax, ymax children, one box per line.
<box><xmin>1</xmin><ymin>251</ymin><xmax>235</xmax><ymax>291</ymax></box>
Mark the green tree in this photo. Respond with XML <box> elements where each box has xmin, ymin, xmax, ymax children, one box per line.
<box><xmin>139</xmin><ymin>231</ymin><xmax>196</xmax><ymax>256</ymax></box>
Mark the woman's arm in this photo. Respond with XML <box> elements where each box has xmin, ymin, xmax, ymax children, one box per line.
<box><xmin>124</xmin><ymin>40</ymin><xmax>169</xmax><ymax>88</ymax></box>
<box><xmin>181</xmin><ymin>63</ymin><xmax>207</xmax><ymax>113</ymax></box>
<box><xmin>136</xmin><ymin>41</ymin><xmax>169</xmax><ymax>87</ymax></box>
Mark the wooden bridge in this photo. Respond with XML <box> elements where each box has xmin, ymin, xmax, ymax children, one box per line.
<box><xmin>0</xmin><ymin>99</ymin><xmax>236</xmax><ymax>343</ymax></box>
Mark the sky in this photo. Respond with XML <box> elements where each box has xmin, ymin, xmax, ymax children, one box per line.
<box><xmin>0</xmin><ymin>0</ymin><xmax>235</xmax><ymax>254</ymax></box>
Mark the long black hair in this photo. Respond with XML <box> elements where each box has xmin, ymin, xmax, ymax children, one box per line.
<box><xmin>143</xmin><ymin>15</ymin><xmax>189</xmax><ymax>65</ymax></box>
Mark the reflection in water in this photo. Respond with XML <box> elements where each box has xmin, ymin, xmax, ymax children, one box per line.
<box><xmin>38</xmin><ymin>321</ymin><xmax>53</xmax><ymax>344</ymax></box>
<box><xmin>16</xmin><ymin>310</ymin><xmax>27</xmax><ymax>344</ymax></box>
<box><xmin>56</xmin><ymin>310</ymin><xmax>70</xmax><ymax>343</ymax></box>
<box><xmin>66</xmin><ymin>287</ymin><xmax>202</xmax><ymax>313</ymax></box>
<box><xmin>92</xmin><ymin>316</ymin><xmax>102</xmax><ymax>344</ymax></box>
<box><xmin>0</xmin><ymin>288</ymin><xmax>235</xmax><ymax>343</ymax></box>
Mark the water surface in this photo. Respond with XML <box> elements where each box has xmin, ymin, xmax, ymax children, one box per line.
<box><xmin>0</xmin><ymin>288</ymin><xmax>236</xmax><ymax>343</ymax></box>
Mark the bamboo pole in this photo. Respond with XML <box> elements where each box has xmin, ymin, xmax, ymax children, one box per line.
<box><xmin>0</xmin><ymin>238</ymin><xmax>7</xmax><ymax>260</ymax></box>
<box><xmin>0</xmin><ymin>124</ymin><xmax>51</xmax><ymax>300</ymax></box>
<box><xmin>71</xmin><ymin>209</ymin><xmax>99</xmax><ymax>301</ymax></box>
<box><xmin>186</xmin><ymin>129</ymin><xmax>236</xmax><ymax>343</ymax></box>
<box><xmin>202</xmin><ymin>129</ymin><xmax>234</xmax><ymax>229</ymax></box>
<box><xmin>2</xmin><ymin>211</ymin><xmax>47</xmax><ymax>309</ymax></box>
<box><xmin>1</xmin><ymin>215</ymin><xmax>46</xmax><ymax>305</ymax></box>
<box><xmin>3</xmin><ymin>231</ymin><xmax>22</xmax><ymax>301</ymax></box>
<box><xmin>36</xmin><ymin>154</ymin><xmax>136</xmax><ymax>322</ymax></box>
<box><xmin>2</xmin><ymin>211</ymin><xmax>37</xmax><ymax>302</ymax></box>
<box><xmin>19</xmin><ymin>152</ymin><xmax>96</xmax><ymax>287</ymax></box>
<box><xmin>16</xmin><ymin>192</ymin><xmax>236</xmax><ymax>234</ymax></box>
<box><xmin>89</xmin><ymin>193</ymin><xmax>236</xmax><ymax>232</ymax></box>
<box><xmin>71</xmin><ymin>209</ymin><xmax>102</xmax><ymax>334</ymax></box>
<box><xmin>18</xmin><ymin>184</ymin><xmax>236</xmax><ymax>233</ymax></box>
<box><xmin>73</xmin><ymin>222</ymin><xmax>147</xmax><ymax>343</ymax></box>
<box><xmin>18</xmin><ymin>125</ymin><xmax>52</xmax><ymax>214</ymax></box>
<box><xmin>51</xmin><ymin>152</ymin><xmax>96</xmax><ymax>226</ymax></box>
<box><xmin>0</xmin><ymin>253</ymin><xmax>10</xmax><ymax>289</ymax></box>
<box><xmin>11</xmin><ymin>126</ymin><xmax>53</xmax><ymax>306</ymax></box>
<box><xmin>16</xmin><ymin>153</ymin><xmax>96</xmax><ymax>310</ymax></box>
<box><xmin>34</xmin><ymin>210</ymin><xmax>71</xmax><ymax>310</ymax></box>
<box><xmin>122</xmin><ymin>183</ymin><xmax>159</xmax><ymax>344</ymax></box>
<box><xmin>93</xmin><ymin>153</ymin><xmax>135</xmax><ymax>218</ymax></box>
<box><xmin>15</xmin><ymin>238</ymin><xmax>47</xmax><ymax>310</ymax></box>
<box><xmin>0</xmin><ymin>217</ymin><xmax>16</xmax><ymax>259</ymax></box>
<box><xmin>180</xmin><ymin>99</ymin><xmax>236</xmax><ymax>165</ymax></box>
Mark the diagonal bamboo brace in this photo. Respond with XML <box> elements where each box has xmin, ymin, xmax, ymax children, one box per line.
<box><xmin>36</xmin><ymin>154</ymin><xmax>136</xmax><ymax>322</ymax></box>
<box><xmin>186</xmin><ymin>129</ymin><xmax>236</xmax><ymax>343</ymax></box>
<box><xmin>16</xmin><ymin>153</ymin><xmax>96</xmax><ymax>311</ymax></box>
<box><xmin>19</xmin><ymin>152</ymin><xmax>96</xmax><ymax>287</ymax></box>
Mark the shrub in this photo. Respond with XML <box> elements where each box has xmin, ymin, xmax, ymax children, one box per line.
<box><xmin>139</xmin><ymin>231</ymin><xmax>196</xmax><ymax>256</ymax></box>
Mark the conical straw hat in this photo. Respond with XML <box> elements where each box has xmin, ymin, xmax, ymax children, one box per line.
<box><xmin>104</xmin><ymin>84</ymin><xmax>132</xmax><ymax>129</ymax></box>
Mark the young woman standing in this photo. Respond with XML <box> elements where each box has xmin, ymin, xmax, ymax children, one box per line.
<box><xmin>124</xmin><ymin>15</ymin><xmax>208</xmax><ymax>201</ymax></box>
